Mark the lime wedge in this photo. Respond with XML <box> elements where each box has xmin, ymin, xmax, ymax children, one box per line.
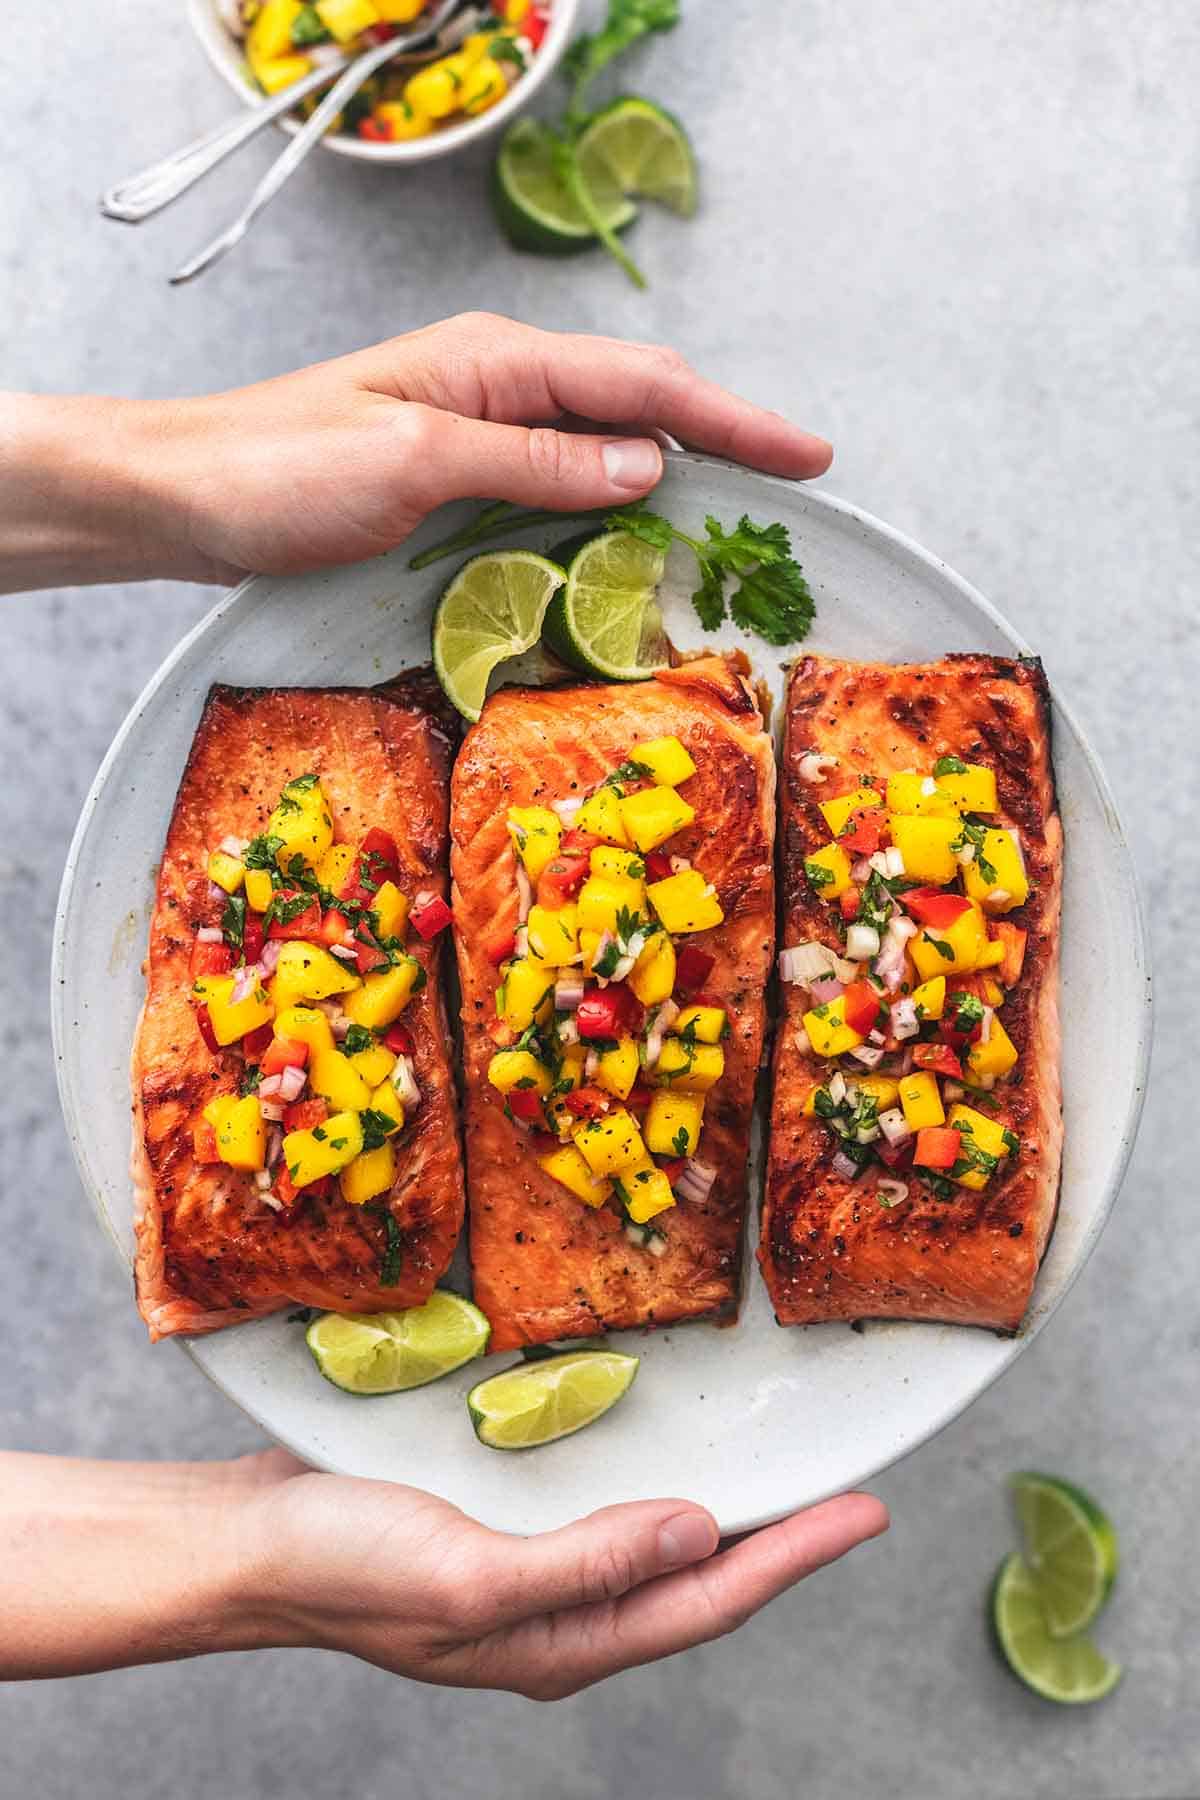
<box><xmin>991</xmin><ymin>1554</ymin><xmax>1122</xmax><ymax>1704</ymax></box>
<box><xmin>467</xmin><ymin>1348</ymin><xmax>639</xmax><ymax>1450</ymax></box>
<box><xmin>1010</xmin><ymin>1472</ymin><xmax>1118</xmax><ymax>1638</ymax></box>
<box><xmin>306</xmin><ymin>1292</ymin><xmax>491</xmax><ymax>1395</ymax></box>
<box><xmin>492</xmin><ymin>117</ymin><xmax>637</xmax><ymax>254</ymax></box>
<box><xmin>576</xmin><ymin>99</ymin><xmax>698</xmax><ymax>217</ymax></box>
<box><xmin>542</xmin><ymin>531</ymin><xmax>670</xmax><ymax>682</ymax></box>
<box><xmin>433</xmin><ymin>549</ymin><xmax>566</xmax><ymax>722</ymax></box>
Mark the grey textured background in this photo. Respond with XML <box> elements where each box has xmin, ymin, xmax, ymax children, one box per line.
<box><xmin>2</xmin><ymin>2</ymin><xmax>1197</xmax><ymax>1795</ymax></box>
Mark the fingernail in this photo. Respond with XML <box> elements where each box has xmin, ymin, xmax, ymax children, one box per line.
<box><xmin>658</xmin><ymin>1512</ymin><xmax>718</xmax><ymax>1568</ymax></box>
<box><xmin>602</xmin><ymin>437</ymin><xmax>663</xmax><ymax>491</ymax></box>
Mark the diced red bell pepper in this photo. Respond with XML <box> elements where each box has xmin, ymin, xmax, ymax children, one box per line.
<box><xmin>842</xmin><ymin>979</ymin><xmax>882</xmax><ymax>1036</ymax></box>
<box><xmin>840</xmin><ymin>809</ymin><xmax>886</xmax><ymax>855</ymax></box>
<box><xmin>658</xmin><ymin>1157</ymin><xmax>686</xmax><ymax>1184</ymax></box>
<box><xmin>507</xmin><ymin>1088</ymin><xmax>546</xmax><ymax>1122</ymax></box>
<box><xmin>362</xmin><ymin>20</ymin><xmax>396</xmax><ymax>44</ymax></box>
<box><xmin>913</xmin><ymin>1126</ymin><xmax>961</xmax><ymax>1170</ymax></box>
<box><xmin>273</xmin><ymin>1167</ymin><xmax>331</xmax><ymax>1208</ymax></box>
<box><xmin>673</xmin><ymin>945</ymin><xmax>715</xmax><ymax>997</ymax></box>
<box><xmin>384</xmin><ymin>1022</ymin><xmax>415</xmax><ymax>1056</ymax></box>
<box><xmin>190</xmin><ymin>938</ymin><xmax>233</xmax><ymax>979</ymax></box>
<box><xmin>195</xmin><ymin>1004</ymin><xmax>220</xmax><ymax>1055</ymax></box>
<box><xmin>320</xmin><ymin>908</ymin><xmax>355</xmax><ymax>950</ymax></box>
<box><xmin>283</xmin><ymin>1097</ymin><xmax>328</xmax><ymax>1133</ymax></box>
<box><xmin>262</xmin><ymin>1036</ymin><xmax>308</xmax><ymax>1076</ymax></box>
<box><xmin>537</xmin><ymin>853</ymin><xmax>590</xmax><ymax>908</ymax></box>
<box><xmin>563</xmin><ymin>1085</ymin><xmax>610</xmax><ymax>1120</ymax></box>
<box><xmin>876</xmin><ymin>1137</ymin><xmax>914</xmax><ymax>1169</ymax></box>
<box><xmin>358</xmin><ymin>116</ymin><xmax>390</xmax><ymax>142</ymax></box>
<box><xmin>904</xmin><ymin>888</ymin><xmax>972</xmax><ymax>928</ymax></box>
<box><xmin>626</xmin><ymin>1080</ymin><xmax>655</xmax><ymax>1113</ymax></box>
<box><xmin>360</xmin><ymin>827</ymin><xmax>399</xmax><ymax>878</ymax></box>
<box><xmin>242</xmin><ymin>916</ymin><xmax>265</xmax><ymax>965</ymax></box>
<box><xmin>192</xmin><ymin>1119</ymin><xmax>220</xmax><ymax>1164</ymax></box>
<box><xmin>912</xmin><ymin>1042</ymin><xmax>964</xmax><ymax>1079</ymax></box>
<box><xmin>839</xmin><ymin>884</ymin><xmax>861</xmax><ymax>922</ymax></box>
<box><xmin>354</xmin><ymin>934</ymin><xmax>391</xmax><ymax>976</ymax></box>
<box><xmin>989</xmin><ymin>921</ymin><xmax>1027</xmax><ymax>987</ymax></box>
<box><xmin>268</xmin><ymin>892</ymin><xmax>323</xmax><ymax>940</ymax></box>
<box><xmin>559</xmin><ymin>828</ymin><xmax>600</xmax><ymax>854</ymax></box>
<box><xmin>410</xmin><ymin>894</ymin><xmax>453</xmax><ymax>940</ymax></box>
<box><xmin>525</xmin><ymin>8</ymin><xmax>548</xmax><ymax>48</ymax></box>
<box><xmin>577</xmin><ymin>984</ymin><xmax>643</xmax><ymax>1041</ymax></box>
<box><xmin>644</xmin><ymin>850</ymin><xmax>673</xmax><ymax>883</ymax></box>
<box><xmin>939</xmin><ymin>1009</ymin><xmax>983</xmax><ymax>1048</ymax></box>
<box><xmin>242</xmin><ymin>1022</ymin><xmax>274</xmax><ymax>1059</ymax></box>
<box><xmin>486</xmin><ymin>928</ymin><xmax>517</xmax><ymax>966</ymax></box>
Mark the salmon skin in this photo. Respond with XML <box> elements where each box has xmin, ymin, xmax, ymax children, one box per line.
<box><xmin>450</xmin><ymin>656</ymin><xmax>776</xmax><ymax>1352</ymax></box>
<box><xmin>132</xmin><ymin>671</ymin><xmax>465</xmax><ymax>1341</ymax></box>
<box><xmin>761</xmin><ymin>654</ymin><xmax>1063</xmax><ymax>1332</ymax></box>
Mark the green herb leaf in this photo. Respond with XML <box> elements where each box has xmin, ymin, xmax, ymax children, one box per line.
<box><xmin>244</xmin><ymin>833</ymin><xmax>284</xmax><ymax>871</ymax></box>
<box><xmin>359</xmin><ymin>1108</ymin><xmax>399</xmax><ymax>1152</ymax></box>
<box><xmin>564</xmin><ymin>0</ymin><xmax>680</xmax><ymax>118</ymax></box>
<box><xmin>934</xmin><ymin>755</ymin><xmax>969</xmax><ymax>776</ymax></box>
<box><xmin>805</xmin><ymin>858</ymin><xmax>835</xmax><ymax>889</ymax></box>
<box><xmin>290</xmin><ymin>4</ymin><xmax>331</xmax><ymax>45</ymax></box>
<box><xmin>221</xmin><ymin>892</ymin><xmax>247</xmax><ymax>953</ymax></box>
<box><xmin>342</xmin><ymin>1024</ymin><xmax>376</xmax><ymax>1056</ymax></box>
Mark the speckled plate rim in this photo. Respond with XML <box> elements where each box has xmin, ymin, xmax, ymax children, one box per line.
<box><xmin>51</xmin><ymin>457</ymin><xmax>1153</xmax><ymax>1533</ymax></box>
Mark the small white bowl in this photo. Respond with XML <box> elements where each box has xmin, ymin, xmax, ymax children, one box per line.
<box><xmin>186</xmin><ymin>0</ymin><xmax>579</xmax><ymax>165</ymax></box>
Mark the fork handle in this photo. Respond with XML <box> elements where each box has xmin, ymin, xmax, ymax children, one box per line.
<box><xmin>99</xmin><ymin>58</ymin><xmax>352</xmax><ymax>224</ymax></box>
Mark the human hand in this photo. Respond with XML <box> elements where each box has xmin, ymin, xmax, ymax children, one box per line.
<box><xmin>239</xmin><ymin>1449</ymin><xmax>887</xmax><ymax>1698</ymax></box>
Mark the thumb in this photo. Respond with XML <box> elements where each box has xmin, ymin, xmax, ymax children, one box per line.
<box><xmin>477</xmin><ymin>1499</ymin><xmax>720</xmax><ymax>1626</ymax></box>
<box><xmin>410</xmin><ymin>406</ymin><xmax>664</xmax><ymax>514</ymax></box>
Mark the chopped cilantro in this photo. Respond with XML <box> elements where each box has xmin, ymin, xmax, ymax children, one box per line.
<box><xmin>312</xmin><ymin>1126</ymin><xmax>328</xmax><ymax>1142</ymax></box>
<box><xmin>604</xmin><ymin>759</ymin><xmax>653</xmax><ymax>789</ymax></box>
<box><xmin>244</xmin><ymin>833</ymin><xmax>284</xmax><ymax>871</ymax></box>
<box><xmin>671</xmin><ymin>1127</ymin><xmax>690</xmax><ymax>1156</ymax></box>
<box><xmin>239</xmin><ymin>1064</ymin><xmax>261</xmax><ymax>1097</ymax></box>
<box><xmin>933</xmin><ymin>755</ymin><xmax>969</xmax><ymax>776</ymax></box>
<box><xmin>928</xmin><ymin>936</ymin><xmax>955</xmax><ymax>962</ymax></box>
<box><xmin>950</xmin><ymin>819</ymin><xmax>998</xmax><ymax>884</ymax></box>
<box><xmin>342</xmin><ymin>1024</ymin><xmax>376</xmax><ymax>1056</ymax></box>
<box><xmin>805</xmin><ymin>858</ymin><xmax>835</xmax><ymax>889</ymax></box>
<box><xmin>1002</xmin><ymin>1128</ymin><xmax>1021</xmax><ymax>1155</ymax></box>
<box><xmin>367</xmin><ymin>1204</ymin><xmax>403</xmax><ymax>1285</ymax></box>
<box><xmin>359</xmin><ymin>1108</ymin><xmax>398</xmax><ymax>1151</ymax></box>
<box><xmin>221</xmin><ymin>892</ymin><xmax>247</xmax><ymax>953</ymax></box>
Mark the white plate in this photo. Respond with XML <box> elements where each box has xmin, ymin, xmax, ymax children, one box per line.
<box><xmin>52</xmin><ymin>454</ymin><xmax>1151</xmax><ymax>1535</ymax></box>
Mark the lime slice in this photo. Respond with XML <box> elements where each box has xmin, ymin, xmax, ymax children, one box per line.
<box><xmin>991</xmin><ymin>1554</ymin><xmax>1122</xmax><ymax>1704</ymax></box>
<box><xmin>1010</xmin><ymin>1472</ymin><xmax>1119</xmax><ymax>1638</ymax></box>
<box><xmin>306</xmin><ymin>1292</ymin><xmax>491</xmax><ymax>1395</ymax></box>
<box><xmin>467</xmin><ymin>1348</ymin><xmax>639</xmax><ymax>1450</ymax></box>
<box><xmin>576</xmin><ymin>99</ymin><xmax>698</xmax><ymax>217</ymax></box>
<box><xmin>433</xmin><ymin>549</ymin><xmax>566</xmax><ymax>722</ymax></box>
<box><xmin>492</xmin><ymin>117</ymin><xmax>637</xmax><ymax>255</ymax></box>
<box><xmin>542</xmin><ymin>531</ymin><xmax>670</xmax><ymax>682</ymax></box>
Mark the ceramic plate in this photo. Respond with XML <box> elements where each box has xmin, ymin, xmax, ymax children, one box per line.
<box><xmin>52</xmin><ymin>454</ymin><xmax>1151</xmax><ymax>1534</ymax></box>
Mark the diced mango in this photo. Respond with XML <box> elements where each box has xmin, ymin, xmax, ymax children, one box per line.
<box><xmin>404</xmin><ymin>52</ymin><xmax>472</xmax><ymax>119</ymax></box>
<box><xmin>911</xmin><ymin>976</ymin><xmax>946</xmax><ymax>1020</ymax></box>
<box><xmin>212</xmin><ymin>1094</ymin><xmax>267</xmax><ymax>1171</ymax></box>
<box><xmin>498</xmin><ymin>957</ymin><xmax>555</xmax><ymax>1031</ymax></box>
<box><xmin>207</xmin><ymin>850</ymin><xmax>245</xmax><ymax>895</ymax></box>
<box><xmin>629</xmin><ymin>931</ymin><xmax>675</xmax><ymax>1005</ymax></box>
<box><xmin>343</xmin><ymin>958</ymin><xmax>423</xmax><ymax>1028</ymax></box>
<box><xmin>488</xmin><ymin>1050</ymin><xmax>552</xmax><ymax>1096</ymax></box>
<box><xmin>909</xmin><ymin>902</ymin><xmax>990</xmax><ymax>981</ymax></box>
<box><xmin>267</xmin><ymin>775</ymin><xmax>333</xmax><ymax>869</ymax></box>
<box><xmin>898</xmin><ymin>1071</ymin><xmax>945</xmax><ymax>1130</ymax></box>
<box><xmin>272</xmin><ymin>1005</ymin><xmax>335</xmax><ymax>1057</ymax></box>
<box><xmin>577</xmin><ymin>873</ymin><xmax>646</xmax><ymax>936</ymax></box>
<box><xmin>370</xmin><ymin>880</ymin><xmax>409</xmax><ymax>943</ymax></box>
<box><xmin>575</xmin><ymin>785</ymin><xmax>629</xmax><ymax>846</ymax></box>
<box><xmin>803</xmin><ymin>842</ymin><xmax>853</xmax><ymax>899</ymax></box>
<box><xmin>526</xmin><ymin>904</ymin><xmax>579</xmax><ymax>967</ymax></box>
<box><xmin>244</xmin><ymin>867</ymin><xmax>274</xmax><ymax>913</ymax></box>
<box><xmin>283</xmin><ymin>1109</ymin><xmax>364</xmax><ymax>1188</ymax></box>
<box><xmin>618</xmin><ymin>785</ymin><xmax>695</xmax><ymax>853</ymax></box>
<box><xmin>644</xmin><ymin>1091</ymin><xmax>704</xmax><ymax>1158</ymax></box>
<box><xmin>595</xmin><ymin>1037</ymin><xmax>639</xmax><ymax>1100</ymax></box>
<box><xmin>655</xmin><ymin>1040</ymin><xmax>724</xmax><ymax>1092</ymax></box>
<box><xmin>935</xmin><ymin>763</ymin><xmax>998</xmax><ymax>814</ymax></box>
<box><xmin>887</xmin><ymin>814</ymin><xmax>961</xmax><ymax>884</ymax></box>
<box><xmin>854</xmin><ymin>1075</ymin><xmax>901</xmax><ymax>1111</ymax></box>
<box><xmin>819</xmin><ymin>784</ymin><xmax>883</xmax><ymax>838</ymax></box>
<box><xmin>886</xmin><ymin>772</ymin><xmax>958</xmax><ymax>818</ymax></box>
<box><xmin>646</xmin><ymin>868</ymin><xmax>724</xmax><ymax>934</ymax></box>
<box><xmin>247</xmin><ymin>0</ymin><xmax>302</xmax><ymax>63</ymax></box>
<box><xmin>309</xmin><ymin>1047</ymin><xmax>372</xmax><ymax>1112</ymax></box>
<box><xmin>193</xmin><ymin>973</ymin><xmax>274</xmax><ymax>1047</ymax></box>
<box><xmin>579</xmin><ymin>929</ymin><xmax>602</xmax><ymax>974</ymax></box>
<box><xmin>539</xmin><ymin>1144</ymin><xmax>612</xmax><ymax>1208</ymax></box>
<box><xmin>373</xmin><ymin>100</ymin><xmax>435</xmax><ymax>141</ymax></box>
<box><xmin>974</xmin><ymin>938</ymin><xmax>1006</xmax><ymax>968</ymax></box>
<box><xmin>252</xmin><ymin>54</ymin><xmax>312</xmax><ymax>94</ymax></box>
<box><xmin>462</xmin><ymin>56</ymin><xmax>506</xmax><ymax>114</ymax></box>
<box><xmin>202</xmin><ymin>1095</ymin><xmax>238</xmax><ymax>1131</ymax></box>
<box><xmin>368</xmin><ymin>1078</ymin><xmax>405</xmax><ymax>1135</ymax></box>
<box><xmin>555</xmin><ymin>1044</ymin><xmax>588</xmax><ymax>1091</ymax></box>
<box><xmin>341</xmin><ymin>1142</ymin><xmax>397</xmax><ymax>1207</ymax></box>
<box><xmin>590</xmin><ymin>846</ymin><xmax>646</xmax><ymax>881</ymax></box>
<box><xmin>376</xmin><ymin>0</ymin><xmax>425</xmax><ymax>18</ymax></box>
<box><xmin>629</xmin><ymin>736</ymin><xmax>697</xmax><ymax>788</ymax></box>
<box><xmin>673</xmin><ymin>1003</ymin><xmax>726</xmax><ymax>1044</ymax></box>
<box><xmin>617</xmin><ymin>1158</ymin><xmax>677</xmax><ymax>1224</ymax></box>
<box><xmin>271</xmin><ymin>940</ymin><xmax>361</xmax><ymax>1008</ymax></box>
<box><xmin>502</xmin><ymin>0</ymin><xmax>530</xmax><ymax>21</ymax></box>
<box><xmin>506</xmin><ymin>805</ymin><xmax>561</xmax><ymax>883</ymax></box>
<box><xmin>947</xmin><ymin>1102</ymin><xmax>1015</xmax><ymax>1190</ymax></box>
<box><xmin>574</xmin><ymin>1107</ymin><xmax>645</xmax><ymax>1176</ymax></box>
<box><xmin>963</xmin><ymin>828</ymin><xmax>1029</xmax><ymax>913</ymax></box>
<box><xmin>314</xmin><ymin>843</ymin><xmax>356</xmax><ymax>893</ymax></box>
<box><xmin>347</xmin><ymin>1040</ymin><xmax>396</xmax><ymax>1088</ymax></box>
<box><xmin>802</xmin><ymin>995</ymin><xmax>864</xmax><ymax>1059</ymax></box>
<box><xmin>966</xmin><ymin>1016</ymin><xmax>1019</xmax><ymax>1081</ymax></box>
<box><xmin>315</xmin><ymin>0</ymin><xmax>379</xmax><ymax>43</ymax></box>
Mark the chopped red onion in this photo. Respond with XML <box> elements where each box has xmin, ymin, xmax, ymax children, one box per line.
<box><xmin>846</xmin><ymin>923</ymin><xmax>881</xmax><ymax>961</ymax></box>
<box><xmin>266</xmin><ymin>1126</ymin><xmax>283</xmax><ymax>1167</ymax></box>
<box><xmin>585</xmin><ymin>1049</ymin><xmax>600</xmax><ymax>1080</ymax></box>
<box><xmin>259</xmin><ymin>1074</ymin><xmax>284</xmax><ymax>1099</ymax></box>
<box><xmin>828</xmin><ymin>1071</ymin><xmax>848</xmax><ymax>1105</ymax></box>
<box><xmin>307</xmin><ymin>40</ymin><xmax>345</xmax><ymax>67</ymax></box>
<box><xmin>798</xmin><ymin>751</ymin><xmax>838</xmax><ymax>783</ymax></box>
<box><xmin>208</xmin><ymin>881</ymin><xmax>227</xmax><ymax>906</ymax></box>
<box><xmin>230</xmin><ymin>963</ymin><xmax>259</xmax><ymax>1005</ymax></box>
<box><xmin>260</xmin><ymin>1191</ymin><xmax>284</xmax><ymax>1213</ymax></box>
<box><xmin>849</xmin><ymin>1042</ymin><xmax>885</xmax><ymax>1069</ymax></box>
<box><xmin>980</xmin><ymin>1006</ymin><xmax>994</xmax><ymax>1044</ymax></box>
<box><xmin>890</xmin><ymin>997</ymin><xmax>919</xmax><ymax>1040</ymax></box>
<box><xmin>258</xmin><ymin>939</ymin><xmax>282</xmax><ymax>977</ymax></box>
<box><xmin>884</xmin><ymin>847</ymin><xmax>906</xmax><ymax>879</ymax></box>
<box><xmin>647</xmin><ymin>1234</ymin><xmax>668</xmax><ymax>1258</ymax></box>
<box><xmin>552</xmin><ymin>796</ymin><xmax>582</xmax><ymax>824</ymax></box>
<box><xmin>851</xmin><ymin>856</ymin><xmax>874</xmax><ymax>883</ymax></box>
<box><xmin>557</xmin><ymin>1015</ymin><xmax>580</xmax><ymax>1047</ymax></box>
<box><xmin>897</xmin><ymin>1047</ymin><xmax>915</xmax><ymax>1075</ymax></box>
<box><xmin>868</xmin><ymin>851</ymin><xmax>892</xmax><ymax>877</ymax></box>
<box><xmin>278</xmin><ymin>1064</ymin><xmax>307</xmax><ymax>1103</ymax></box>
<box><xmin>218</xmin><ymin>835</ymin><xmax>247</xmax><ymax>858</ymax></box>
<box><xmin>513</xmin><ymin>924</ymin><xmax>529</xmax><ymax>961</ymax></box>
<box><xmin>794</xmin><ymin>1026</ymin><xmax>812</xmax><ymax>1055</ymax></box>
<box><xmin>956</xmin><ymin>844</ymin><xmax>977</xmax><ymax>866</ymax></box>
<box><xmin>330</xmin><ymin>943</ymin><xmax>357</xmax><ymax>962</ymax></box>
<box><xmin>809</xmin><ymin>975</ymin><xmax>844</xmax><ymax>1006</ymax></box>
<box><xmin>876</xmin><ymin>1178</ymin><xmax>910</xmax><ymax>1209</ymax></box>
<box><xmin>676</xmin><ymin>1158</ymin><xmax>717</xmax><ymax>1204</ymax></box>
<box><xmin>975</xmin><ymin>1073</ymin><xmax>997</xmax><ymax>1091</ymax></box>
<box><xmin>196</xmin><ymin>926</ymin><xmax>224</xmax><ymax>944</ymax></box>
<box><xmin>888</xmin><ymin>915</ymin><xmax>918</xmax><ymax>943</ymax></box>
<box><xmin>555</xmin><ymin>975</ymin><xmax>585</xmax><ymax>1011</ymax></box>
<box><xmin>942</xmin><ymin>1082</ymin><xmax>965</xmax><ymax>1103</ymax></box>
<box><xmin>867</xmin><ymin>1028</ymin><xmax>886</xmax><ymax>1046</ymax></box>
<box><xmin>390</xmin><ymin>1056</ymin><xmax>420</xmax><ymax>1111</ymax></box>
<box><xmin>878</xmin><ymin>1107</ymin><xmax>912</xmax><ymax>1146</ymax></box>
<box><xmin>516</xmin><ymin>865</ymin><xmax>533</xmax><ymax>924</ymax></box>
<box><xmin>987</xmin><ymin>888</ymin><xmax>1012</xmax><ymax>908</ymax></box>
<box><xmin>259</xmin><ymin>1101</ymin><xmax>284</xmax><ymax>1122</ymax></box>
<box><xmin>669</xmin><ymin>855</ymin><xmax>692</xmax><ymax>875</ymax></box>
<box><xmin>831</xmin><ymin>1150</ymin><xmax>861</xmax><ymax>1182</ymax></box>
<box><xmin>253</xmin><ymin>1169</ymin><xmax>273</xmax><ymax>1191</ymax></box>
<box><xmin>590</xmin><ymin>931</ymin><xmax>616</xmax><ymax>982</ymax></box>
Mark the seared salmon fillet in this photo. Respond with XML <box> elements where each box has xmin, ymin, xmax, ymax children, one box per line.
<box><xmin>133</xmin><ymin>672</ymin><xmax>465</xmax><ymax>1341</ymax></box>
<box><xmin>450</xmin><ymin>656</ymin><xmax>775</xmax><ymax>1351</ymax></box>
<box><xmin>761</xmin><ymin>654</ymin><xmax>1062</xmax><ymax>1331</ymax></box>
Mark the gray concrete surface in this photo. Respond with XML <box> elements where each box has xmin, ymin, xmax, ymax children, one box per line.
<box><xmin>1</xmin><ymin>2</ymin><xmax>1197</xmax><ymax>1795</ymax></box>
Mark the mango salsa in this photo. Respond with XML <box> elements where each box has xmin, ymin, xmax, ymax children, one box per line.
<box><xmin>644</xmin><ymin>1091</ymin><xmax>704</xmax><ymax>1157</ymax></box>
<box><xmin>343</xmin><ymin>958</ymin><xmax>423</xmax><ymax>1028</ymax></box>
<box><xmin>629</xmin><ymin>931</ymin><xmax>675</xmax><ymax>1004</ymax></box>
<box><xmin>617</xmin><ymin>1158</ymin><xmax>677</xmax><ymax>1224</ymax></box>
<box><xmin>283</xmin><ymin>1109</ymin><xmax>364</xmax><ymax>1188</ymax></box>
<box><xmin>539</xmin><ymin>1144</ymin><xmax>612</xmax><ymax>1208</ymax></box>
<box><xmin>629</xmin><ymin>736</ymin><xmax>696</xmax><ymax>787</ymax></box>
<box><xmin>963</xmin><ymin>827</ymin><xmax>1029</xmax><ymax>913</ymax></box>
<box><xmin>803</xmin><ymin>841</ymin><xmax>853</xmax><ymax>899</ymax></box>
<box><xmin>820</xmin><ymin>784</ymin><xmax>883</xmax><ymax>838</ymax></box>
<box><xmin>618</xmin><ymin>785</ymin><xmax>695</xmax><ymax>853</ymax></box>
<box><xmin>574</xmin><ymin>785</ymin><xmax>629</xmax><ymax>846</ymax></box>
<box><xmin>506</xmin><ymin>805</ymin><xmax>561</xmax><ymax>883</ymax></box>
<box><xmin>193</xmin><ymin>973</ymin><xmax>274</xmax><ymax>1047</ymax></box>
<box><xmin>646</xmin><ymin>868</ymin><xmax>723</xmax><ymax>934</ymax></box>
<box><xmin>655</xmin><ymin>1040</ymin><xmax>724</xmax><ymax>1092</ymax></box>
<box><xmin>267</xmin><ymin>774</ymin><xmax>333</xmax><ymax>869</ymax></box>
<box><xmin>574</xmin><ymin>1107</ymin><xmax>645</xmax><ymax>1176</ymax></box>
<box><xmin>340</xmin><ymin>1141</ymin><xmax>397</xmax><ymax>1206</ymax></box>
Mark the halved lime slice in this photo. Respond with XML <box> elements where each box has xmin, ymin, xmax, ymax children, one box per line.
<box><xmin>991</xmin><ymin>1554</ymin><xmax>1122</xmax><ymax>1704</ymax></box>
<box><xmin>306</xmin><ymin>1292</ymin><xmax>491</xmax><ymax>1395</ymax></box>
<box><xmin>433</xmin><ymin>549</ymin><xmax>566</xmax><ymax>722</ymax></box>
<box><xmin>542</xmin><ymin>531</ymin><xmax>670</xmax><ymax>682</ymax></box>
<box><xmin>1010</xmin><ymin>1472</ymin><xmax>1119</xmax><ymax>1638</ymax></box>
<box><xmin>492</xmin><ymin>117</ymin><xmax>636</xmax><ymax>255</ymax></box>
<box><xmin>467</xmin><ymin>1348</ymin><xmax>639</xmax><ymax>1450</ymax></box>
<box><xmin>576</xmin><ymin>99</ymin><xmax>698</xmax><ymax>217</ymax></box>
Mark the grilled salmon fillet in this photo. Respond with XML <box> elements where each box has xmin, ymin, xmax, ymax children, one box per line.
<box><xmin>450</xmin><ymin>656</ymin><xmax>775</xmax><ymax>1351</ymax></box>
<box><xmin>761</xmin><ymin>654</ymin><xmax>1062</xmax><ymax>1331</ymax></box>
<box><xmin>132</xmin><ymin>672</ymin><xmax>465</xmax><ymax>1341</ymax></box>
